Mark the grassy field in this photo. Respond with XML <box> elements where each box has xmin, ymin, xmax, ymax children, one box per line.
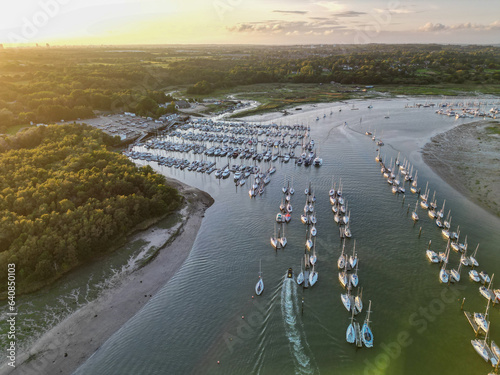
<box><xmin>5</xmin><ymin>123</ymin><xmax>34</xmax><ymax>135</ymax></box>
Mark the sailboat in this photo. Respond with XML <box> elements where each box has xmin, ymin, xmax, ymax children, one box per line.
<box><xmin>310</xmin><ymin>238</ymin><xmax>317</xmax><ymax>266</ymax></box>
<box><xmin>479</xmin><ymin>274</ymin><xmax>494</xmax><ymax>301</ymax></box>
<box><xmin>255</xmin><ymin>260</ymin><xmax>264</xmax><ymax>296</ymax></box>
<box><xmin>361</xmin><ymin>300</ymin><xmax>374</xmax><ymax>348</ymax></box>
<box><xmin>309</xmin><ymin>263</ymin><xmax>318</xmax><ymax>287</ymax></box>
<box><xmin>354</xmin><ymin>288</ymin><xmax>363</xmax><ymax>313</ymax></box>
<box><xmin>450</xmin><ymin>257</ymin><xmax>462</xmax><ymax>282</ymax></box>
<box><xmin>306</xmin><ymin>237</ymin><xmax>313</xmax><ymax>251</ymax></box>
<box><xmin>469</xmin><ymin>243</ymin><xmax>480</xmax><ymax>267</ymax></box>
<box><xmin>439</xmin><ymin>241</ymin><xmax>450</xmax><ymax>283</ymax></box>
<box><xmin>411</xmin><ymin>200</ymin><xmax>419</xmax><ymax>221</ymax></box>
<box><xmin>471</xmin><ymin>326</ymin><xmax>498</xmax><ymax>366</ymax></box>
<box><xmin>329</xmin><ymin>177</ymin><xmax>336</xmax><ymax>197</ymax></box>
<box><xmin>349</xmin><ymin>240</ymin><xmax>358</xmax><ymax>269</ymax></box>
<box><xmin>341</xmin><ymin>289</ymin><xmax>352</xmax><ymax>312</ymax></box>
<box><xmin>346</xmin><ymin>308</ymin><xmax>356</xmax><ymax>344</ymax></box>
<box><xmin>469</xmin><ymin>269</ymin><xmax>481</xmax><ymax>282</ymax></box>
<box><xmin>474</xmin><ymin>298</ymin><xmax>490</xmax><ymax>333</ymax></box>
<box><xmin>351</xmin><ymin>262</ymin><xmax>359</xmax><ymax>288</ymax></box>
<box><xmin>279</xmin><ymin>224</ymin><xmax>287</xmax><ymax>248</ymax></box>
<box><xmin>338</xmin><ymin>269</ymin><xmax>349</xmax><ymax>289</ymax></box>
<box><xmin>338</xmin><ymin>241</ymin><xmax>347</xmax><ymax>270</ymax></box>
<box><xmin>297</xmin><ymin>258</ymin><xmax>305</xmax><ymax>285</ymax></box>
<box><xmin>344</xmin><ymin>222</ymin><xmax>352</xmax><ymax>238</ymax></box>
<box><xmin>271</xmin><ymin>224</ymin><xmax>279</xmax><ymax>249</ymax></box>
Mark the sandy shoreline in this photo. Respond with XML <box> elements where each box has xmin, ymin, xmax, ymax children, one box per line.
<box><xmin>1</xmin><ymin>178</ymin><xmax>213</xmax><ymax>375</ymax></box>
<box><xmin>422</xmin><ymin>120</ymin><xmax>500</xmax><ymax>218</ymax></box>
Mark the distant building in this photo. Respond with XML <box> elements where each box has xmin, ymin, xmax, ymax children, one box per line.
<box><xmin>175</xmin><ymin>100</ymin><xmax>190</xmax><ymax>109</ymax></box>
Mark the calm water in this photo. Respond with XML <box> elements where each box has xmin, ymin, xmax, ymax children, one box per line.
<box><xmin>74</xmin><ymin>98</ymin><xmax>500</xmax><ymax>375</ymax></box>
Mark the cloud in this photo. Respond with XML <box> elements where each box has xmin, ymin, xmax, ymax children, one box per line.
<box><xmin>333</xmin><ymin>11</ymin><xmax>367</xmax><ymax>17</ymax></box>
<box><xmin>227</xmin><ymin>21</ymin><xmax>306</xmax><ymax>34</ymax></box>
<box><xmin>273</xmin><ymin>10</ymin><xmax>308</xmax><ymax>15</ymax></box>
<box><xmin>309</xmin><ymin>17</ymin><xmax>329</xmax><ymax>21</ymax></box>
<box><xmin>227</xmin><ymin>18</ymin><xmax>347</xmax><ymax>36</ymax></box>
<box><xmin>418</xmin><ymin>21</ymin><xmax>500</xmax><ymax>32</ymax></box>
<box><xmin>418</xmin><ymin>22</ymin><xmax>447</xmax><ymax>32</ymax></box>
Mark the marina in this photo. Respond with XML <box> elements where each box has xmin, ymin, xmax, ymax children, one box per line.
<box><xmin>70</xmin><ymin>97</ymin><xmax>500</xmax><ymax>375</ymax></box>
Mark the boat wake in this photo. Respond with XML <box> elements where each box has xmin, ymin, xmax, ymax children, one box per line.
<box><xmin>281</xmin><ymin>276</ymin><xmax>318</xmax><ymax>375</ymax></box>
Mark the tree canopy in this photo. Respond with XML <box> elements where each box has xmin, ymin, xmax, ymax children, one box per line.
<box><xmin>0</xmin><ymin>124</ymin><xmax>182</xmax><ymax>293</ymax></box>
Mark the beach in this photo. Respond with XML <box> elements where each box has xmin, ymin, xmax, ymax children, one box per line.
<box><xmin>422</xmin><ymin>120</ymin><xmax>500</xmax><ymax>218</ymax></box>
<box><xmin>1</xmin><ymin>179</ymin><xmax>213</xmax><ymax>375</ymax></box>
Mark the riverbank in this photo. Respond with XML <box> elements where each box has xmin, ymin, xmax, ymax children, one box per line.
<box><xmin>422</xmin><ymin>120</ymin><xmax>500</xmax><ymax>218</ymax></box>
<box><xmin>1</xmin><ymin>178</ymin><xmax>213</xmax><ymax>375</ymax></box>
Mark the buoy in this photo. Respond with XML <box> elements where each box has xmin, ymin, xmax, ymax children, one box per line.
<box><xmin>217</xmin><ymin>361</ymin><xmax>220</xmax><ymax>364</ymax></box>
<box><xmin>242</xmin><ymin>316</ymin><xmax>244</xmax><ymax>319</ymax></box>
<box><xmin>251</xmin><ymin>296</ymin><xmax>254</xmax><ymax>299</ymax></box>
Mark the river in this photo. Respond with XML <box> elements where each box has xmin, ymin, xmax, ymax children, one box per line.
<box><xmin>72</xmin><ymin>97</ymin><xmax>500</xmax><ymax>374</ymax></box>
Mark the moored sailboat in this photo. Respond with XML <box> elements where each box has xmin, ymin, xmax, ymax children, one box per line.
<box><xmin>361</xmin><ymin>300</ymin><xmax>374</xmax><ymax>348</ymax></box>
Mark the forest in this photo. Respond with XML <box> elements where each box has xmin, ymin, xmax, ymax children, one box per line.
<box><xmin>0</xmin><ymin>124</ymin><xmax>182</xmax><ymax>293</ymax></box>
<box><xmin>1</xmin><ymin>44</ymin><xmax>500</xmax><ymax>133</ymax></box>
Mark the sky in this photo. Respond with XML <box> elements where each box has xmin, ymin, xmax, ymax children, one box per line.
<box><xmin>0</xmin><ymin>0</ymin><xmax>499</xmax><ymax>46</ymax></box>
